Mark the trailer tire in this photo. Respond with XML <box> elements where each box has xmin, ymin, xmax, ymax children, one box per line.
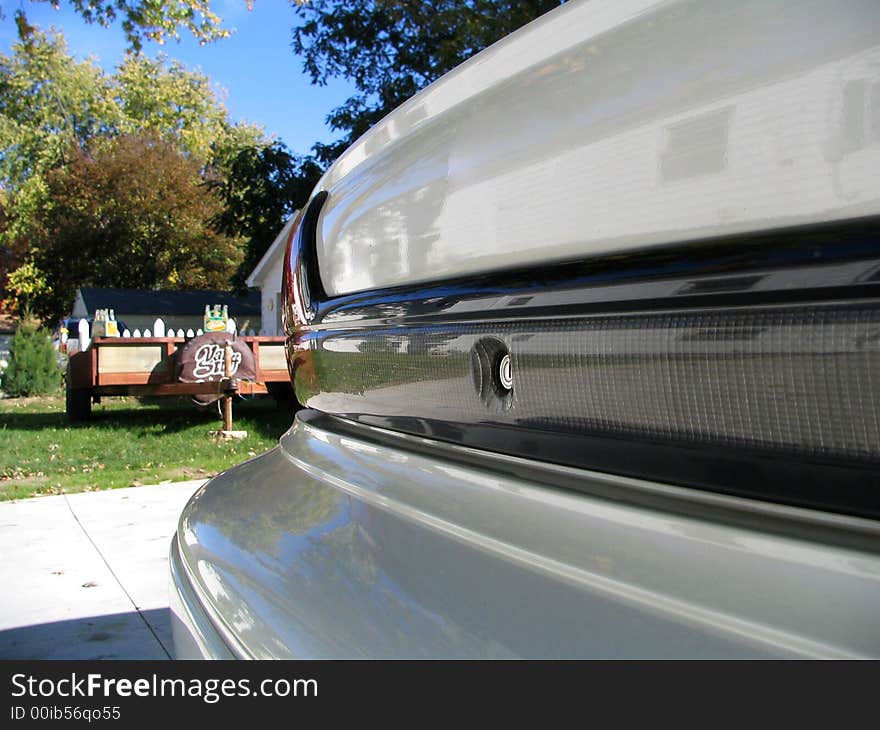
<box><xmin>66</xmin><ymin>364</ymin><xmax>92</xmax><ymax>421</ymax></box>
<box><xmin>266</xmin><ymin>382</ymin><xmax>298</xmax><ymax>409</ymax></box>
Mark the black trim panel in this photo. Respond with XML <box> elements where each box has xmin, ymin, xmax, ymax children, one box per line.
<box><xmin>287</xmin><ymin>218</ymin><xmax>880</xmax><ymax>520</ymax></box>
<box><xmin>353</xmin><ymin>415</ymin><xmax>880</xmax><ymax>521</ymax></box>
<box><xmin>304</xmin><ymin>215</ymin><xmax>880</xmax><ymax>329</ymax></box>
<box><xmin>301</xmin><ymin>190</ymin><xmax>329</xmax><ymax>305</ymax></box>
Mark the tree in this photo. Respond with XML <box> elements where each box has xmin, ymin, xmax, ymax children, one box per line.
<box><xmin>292</xmin><ymin>0</ymin><xmax>564</xmax><ymax>164</ymax></box>
<box><xmin>0</xmin><ymin>315</ymin><xmax>61</xmax><ymax>396</ymax></box>
<box><xmin>6</xmin><ymin>2</ymin><xmax>307</xmax><ymax>52</ymax></box>
<box><xmin>208</xmin><ymin>141</ymin><xmax>323</xmax><ymax>290</ymax></box>
<box><xmin>6</xmin><ymin>1</ymin><xmax>233</xmax><ymax>53</ymax></box>
<box><xmin>115</xmin><ymin>53</ymin><xmax>243</xmax><ymax>161</ymax></box>
<box><xmin>0</xmin><ymin>28</ymin><xmax>118</xmax><ymax>191</ymax></box>
<box><xmin>0</xmin><ymin>29</ymin><xmax>262</xmax><ymax>193</ymax></box>
<box><xmin>0</xmin><ymin>28</ymin><xmax>266</xmax><ymax>316</ymax></box>
<box><xmin>20</xmin><ymin>133</ymin><xmax>243</xmax><ymax>323</ymax></box>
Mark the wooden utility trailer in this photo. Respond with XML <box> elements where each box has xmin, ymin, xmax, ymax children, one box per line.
<box><xmin>65</xmin><ymin>335</ymin><xmax>291</xmax><ymax>421</ymax></box>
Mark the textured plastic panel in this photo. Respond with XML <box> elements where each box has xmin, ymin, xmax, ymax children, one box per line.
<box><xmin>295</xmin><ymin>304</ymin><xmax>880</xmax><ymax>463</ymax></box>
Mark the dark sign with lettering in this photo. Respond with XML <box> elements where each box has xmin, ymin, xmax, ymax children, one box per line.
<box><xmin>177</xmin><ymin>332</ymin><xmax>257</xmax><ymax>402</ymax></box>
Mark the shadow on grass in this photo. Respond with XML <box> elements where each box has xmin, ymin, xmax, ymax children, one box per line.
<box><xmin>0</xmin><ymin>396</ymin><xmax>297</xmax><ymax>442</ymax></box>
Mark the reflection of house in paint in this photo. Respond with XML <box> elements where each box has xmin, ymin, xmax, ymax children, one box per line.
<box><xmin>660</xmin><ymin>107</ymin><xmax>732</xmax><ymax>183</ymax></box>
<box><xmin>653</xmin><ymin>46</ymin><xmax>880</xmax><ymax>219</ymax></box>
<box><xmin>313</xmin><ymin>0</ymin><xmax>880</xmax><ymax>297</ymax></box>
<box><xmin>830</xmin><ymin>51</ymin><xmax>880</xmax><ymax>202</ymax></box>
<box><xmin>464</xmin><ymin>42</ymin><xmax>880</xmax><ymax>258</ymax></box>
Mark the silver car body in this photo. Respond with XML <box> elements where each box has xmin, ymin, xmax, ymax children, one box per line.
<box><xmin>315</xmin><ymin>0</ymin><xmax>880</xmax><ymax>296</ymax></box>
<box><xmin>170</xmin><ymin>0</ymin><xmax>880</xmax><ymax>658</ymax></box>
<box><xmin>171</xmin><ymin>412</ymin><xmax>880</xmax><ymax>658</ymax></box>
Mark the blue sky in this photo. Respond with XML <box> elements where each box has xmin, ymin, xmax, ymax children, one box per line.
<box><xmin>0</xmin><ymin>0</ymin><xmax>357</xmax><ymax>155</ymax></box>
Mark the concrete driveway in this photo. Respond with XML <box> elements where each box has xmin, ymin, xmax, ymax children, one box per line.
<box><xmin>0</xmin><ymin>479</ymin><xmax>206</xmax><ymax>660</ymax></box>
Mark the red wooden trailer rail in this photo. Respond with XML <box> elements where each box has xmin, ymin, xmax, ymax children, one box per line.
<box><xmin>65</xmin><ymin>335</ymin><xmax>290</xmax><ymax>421</ymax></box>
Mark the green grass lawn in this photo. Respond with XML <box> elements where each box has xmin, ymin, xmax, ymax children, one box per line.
<box><xmin>0</xmin><ymin>394</ymin><xmax>295</xmax><ymax>500</ymax></box>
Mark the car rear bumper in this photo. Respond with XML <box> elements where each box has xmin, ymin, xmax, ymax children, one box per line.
<box><xmin>169</xmin><ymin>409</ymin><xmax>880</xmax><ymax>659</ymax></box>
<box><xmin>168</xmin><ymin>534</ymin><xmax>237</xmax><ymax>659</ymax></box>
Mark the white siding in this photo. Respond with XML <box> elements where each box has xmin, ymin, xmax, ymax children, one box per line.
<box><xmin>259</xmin><ymin>255</ymin><xmax>285</xmax><ymax>335</ymax></box>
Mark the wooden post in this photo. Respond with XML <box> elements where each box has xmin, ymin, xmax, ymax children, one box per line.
<box><xmin>251</xmin><ymin>339</ymin><xmax>261</xmax><ymax>384</ymax></box>
<box><xmin>210</xmin><ymin>338</ymin><xmax>247</xmax><ymax>440</ymax></box>
<box><xmin>223</xmin><ymin>341</ymin><xmax>233</xmax><ymax>431</ymax></box>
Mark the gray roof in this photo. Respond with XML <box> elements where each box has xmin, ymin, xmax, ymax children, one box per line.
<box><xmin>77</xmin><ymin>287</ymin><xmax>260</xmax><ymax>317</ymax></box>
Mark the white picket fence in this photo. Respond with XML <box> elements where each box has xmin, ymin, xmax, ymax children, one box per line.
<box><xmin>73</xmin><ymin>316</ymin><xmax>257</xmax><ymax>351</ymax></box>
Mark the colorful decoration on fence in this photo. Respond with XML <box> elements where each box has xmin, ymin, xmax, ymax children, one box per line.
<box><xmin>71</xmin><ymin>312</ymin><xmax>246</xmax><ymax>350</ymax></box>
<box><xmin>204</xmin><ymin>304</ymin><xmax>229</xmax><ymax>333</ymax></box>
<box><xmin>92</xmin><ymin>309</ymin><xmax>119</xmax><ymax>337</ymax></box>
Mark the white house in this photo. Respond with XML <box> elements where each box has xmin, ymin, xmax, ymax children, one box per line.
<box><xmin>245</xmin><ymin>213</ymin><xmax>298</xmax><ymax>336</ymax></box>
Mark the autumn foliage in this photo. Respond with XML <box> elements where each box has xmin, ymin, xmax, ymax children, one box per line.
<box><xmin>25</xmin><ymin>134</ymin><xmax>243</xmax><ymax>322</ymax></box>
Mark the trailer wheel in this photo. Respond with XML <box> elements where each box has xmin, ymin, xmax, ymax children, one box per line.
<box><xmin>65</xmin><ymin>364</ymin><xmax>92</xmax><ymax>421</ymax></box>
<box><xmin>266</xmin><ymin>382</ymin><xmax>298</xmax><ymax>409</ymax></box>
